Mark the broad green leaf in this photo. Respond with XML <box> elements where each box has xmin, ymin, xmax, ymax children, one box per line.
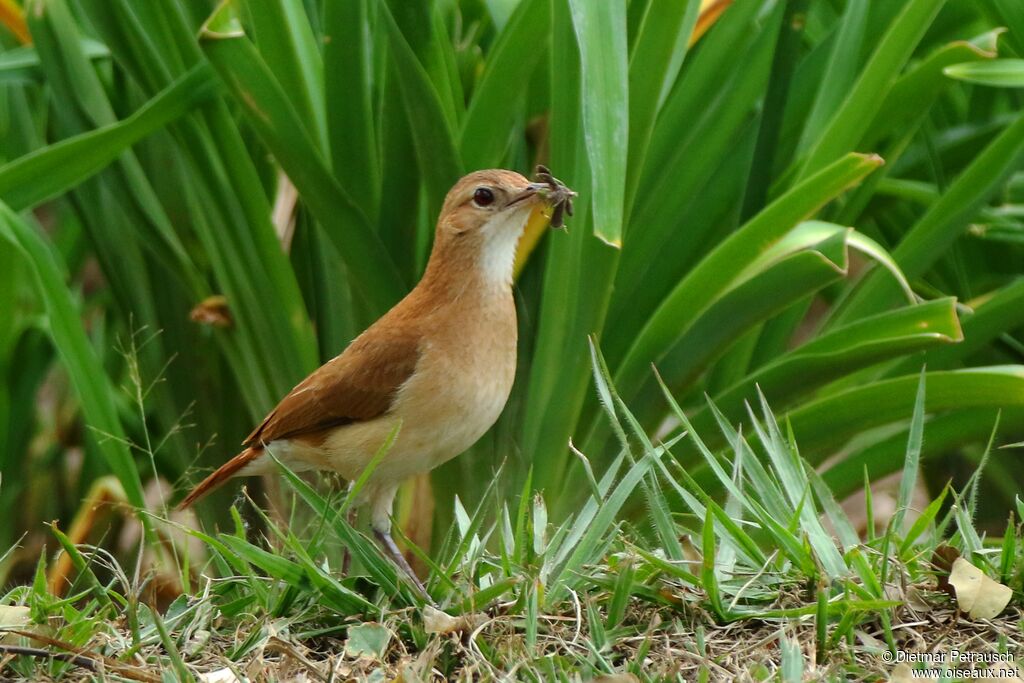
<box><xmin>944</xmin><ymin>59</ymin><xmax>1024</xmax><ymax>88</ymax></box>
<box><xmin>735</xmin><ymin>221</ymin><xmax>913</xmax><ymax>301</ymax></box>
<box><xmin>795</xmin><ymin>0</ymin><xmax>868</xmax><ymax>156</ymax></box>
<box><xmin>569</xmin><ymin>0</ymin><xmax>628</xmax><ymax>246</ymax></box>
<box><xmin>78</xmin><ymin>0</ymin><xmax>320</xmax><ymax>415</ymax></box>
<box><xmin>991</xmin><ymin>0</ymin><xmax>1024</xmax><ymax>56</ymax></box>
<box><xmin>796</xmin><ymin>0</ymin><xmax>946</xmax><ymax>180</ymax></box>
<box><xmin>610</xmin><ymin>1</ymin><xmax>782</xmax><ymax>345</ymax></box>
<box><xmin>26</xmin><ymin>0</ymin><xmax>206</xmax><ymax>303</ymax></box>
<box><xmin>688</xmin><ymin>298</ymin><xmax>962</xmax><ymax>443</ymax></box>
<box><xmin>824</xmin><ymin>406</ymin><xmax>1024</xmax><ymax>500</ymax></box>
<box><xmin>0</xmin><ymin>39</ymin><xmax>108</xmax><ymax>84</ymax></box>
<box><xmin>624</xmin><ymin>0</ymin><xmax>700</xmax><ymax>213</ymax></box>
<box><xmin>837</xmin><ymin>112</ymin><xmax>1024</xmax><ymax>321</ymax></box>
<box><xmin>655</xmin><ymin>234</ymin><xmax>852</xmax><ymax>393</ymax></box>
<box><xmin>323</xmin><ymin>0</ymin><xmax>379</xmax><ymax>217</ymax></box>
<box><xmin>460</xmin><ymin>0</ymin><xmax>550</xmax><ymax>170</ymax></box>
<box><xmin>863</xmin><ymin>34</ymin><xmax>999</xmax><ymax>148</ymax></box>
<box><xmin>244</xmin><ymin>0</ymin><xmax>327</xmax><ymax>148</ymax></box>
<box><xmin>893</xmin><ymin>278</ymin><xmax>1024</xmax><ymax>373</ymax></box>
<box><xmin>380</xmin><ymin>2</ymin><xmax>462</xmax><ymax>219</ymax></box>
<box><xmin>741</xmin><ymin>0</ymin><xmax>811</xmax><ymax>218</ymax></box>
<box><xmin>639</xmin><ymin>0</ymin><xmax>764</xmax><ymax>186</ymax></box>
<box><xmin>790</xmin><ymin>367</ymin><xmax>1024</xmax><ymax>463</ymax></box>
<box><xmin>200</xmin><ymin>4</ymin><xmax>405</xmax><ymax>316</ymax></box>
<box><xmin>0</xmin><ymin>65</ymin><xmax>218</xmax><ymax>211</ymax></box>
<box><xmin>521</xmin><ymin>0</ymin><xmax>622</xmax><ymax>494</ymax></box>
<box><xmin>613</xmin><ymin>153</ymin><xmax>882</xmax><ymax>403</ymax></box>
<box><xmin>0</xmin><ymin>205</ymin><xmax>147</xmax><ymax>518</ymax></box>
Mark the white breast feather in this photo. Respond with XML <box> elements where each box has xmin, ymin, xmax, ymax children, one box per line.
<box><xmin>480</xmin><ymin>207</ymin><xmax>531</xmax><ymax>285</ymax></box>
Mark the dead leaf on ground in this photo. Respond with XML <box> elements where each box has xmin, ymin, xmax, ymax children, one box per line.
<box><xmin>422</xmin><ymin>606</ymin><xmax>487</xmax><ymax>635</ymax></box>
<box><xmin>0</xmin><ymin>606</ymin><xmax>31</xmax><ymax>645</ymax></box>
<box><xmin>197</xmin><ymin>668</ymin><xmax>243</xmax><ymax>683</ymax></box>
<box><xmin>345</xmin><ymin>622</ymin><xmax>392</xmax><ymax>660</ymax></box>
<box><xmin>948</xmin><ymin>557</ymin><xmax>1012</xmax><ymax>620</ymax></box>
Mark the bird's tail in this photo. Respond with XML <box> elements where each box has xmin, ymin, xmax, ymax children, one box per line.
<box><xmin>178</xmin><ymin>446</ymin><xmax>263</xmax><ymax>510</ymax></box>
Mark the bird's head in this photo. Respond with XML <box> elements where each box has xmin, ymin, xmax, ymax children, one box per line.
<box><xmin>432</xmin><ymin>168</ymin><xmax>575</xmax><ymax>286</ymax></box>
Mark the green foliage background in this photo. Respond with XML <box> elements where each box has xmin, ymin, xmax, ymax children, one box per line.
<box><xmin>1</xmin><ymin>0</ymin><xmax>1023</xmax><ymax>579</ymax></box>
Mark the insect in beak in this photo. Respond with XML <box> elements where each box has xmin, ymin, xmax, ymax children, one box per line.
<box><xmin>533</xmin><ymin>165</ymin><xmax>576</xmax><ymax>229</ymax></box>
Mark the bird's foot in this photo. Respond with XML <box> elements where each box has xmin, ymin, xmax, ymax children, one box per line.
<box><xmin>374</xmin><ymin>528</ymin><xmax>436</xmax><ymax>606</ymax></box>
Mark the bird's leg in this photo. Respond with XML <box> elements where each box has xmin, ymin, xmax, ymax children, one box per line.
<box><xmin>370</xmin><ymin>485</ymin><xmax>434</xmax><ymax>603</ymax></box>
<box><xmin>341</xmin><ymin>484</ymin><xmax>358</xmax><ymax>575</ymax></box>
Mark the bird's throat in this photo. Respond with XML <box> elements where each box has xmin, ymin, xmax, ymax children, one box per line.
<box><xmin>479</xmin><ymin>209</ymin><xmax>531</xmax><ymax>286</ymax></box>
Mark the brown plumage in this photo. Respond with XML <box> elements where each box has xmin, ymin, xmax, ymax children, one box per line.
<box><xmin>179</xmin><ymin>167</ymin><xmax>576</xmax><ymax>595</ymax></box>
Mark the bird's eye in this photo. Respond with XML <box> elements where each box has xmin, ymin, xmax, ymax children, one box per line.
<box><xmin>472</xmin><ymin>187</ymin><xmax>495</xmax><ymax>207</ymax></box>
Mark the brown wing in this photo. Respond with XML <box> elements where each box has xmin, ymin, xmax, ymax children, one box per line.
<box><xmin>243</xmin><ymin>328</ymin><xmax>421</xmax><ymax>447</ymax></box>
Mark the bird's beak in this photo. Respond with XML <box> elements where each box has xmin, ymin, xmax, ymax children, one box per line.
<box><xmin>505</xmin><ymin>183</ymin><xmax>547</xmax><ymax>209</ymax></box>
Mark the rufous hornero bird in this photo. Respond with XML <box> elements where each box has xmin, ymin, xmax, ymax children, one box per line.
<box><xmin>179</xmin><ymin>166</ymin><xmax>576</xmax><ymax>598</ymax></box>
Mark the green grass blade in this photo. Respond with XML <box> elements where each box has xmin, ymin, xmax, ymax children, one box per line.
<box><xmin>900</xmin><ymin>484</ymin><xmax>949</xmax><ymax>555</ymax></box>
<box><xmin>892</xmin><ymin>369</ymin><xmax>926</xmax><ymax>535</ymax></box>
<box><xmin>701</xmin><ymin>507</ymin><xmax>726</xmax><ymax>621</ymax></box>
<box><xmin>545</xmin><ymin>448</ymin><xmax>661</xmax><ymax>605</ymax></box>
